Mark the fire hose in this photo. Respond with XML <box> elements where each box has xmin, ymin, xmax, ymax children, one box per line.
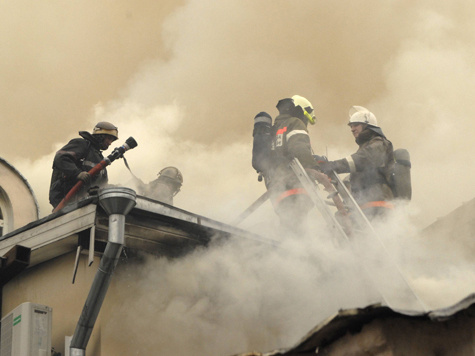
<box><xmin>53</xmin><ymin>137</ymin><xmax>138</xmax><ymax>212</ymax></box>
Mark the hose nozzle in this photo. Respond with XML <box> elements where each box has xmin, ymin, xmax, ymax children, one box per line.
<box><xmin>108</xmin><ymin>137</ymin><xmax>138</xmax><ymax>162</ymax></box>
<box><xmin>124</xmin><ymin>137</ymin><xmax>138</xmax><ymax>150</ymax></box>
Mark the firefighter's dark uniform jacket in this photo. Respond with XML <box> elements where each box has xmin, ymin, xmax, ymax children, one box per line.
<box><xmin>49</xmin><ymin>131</ymin><xmax>108</xmax><ymax>208</ymax></box>
<box><xmin>266</xmin><ymin>114</ymin><xmax>317</xmax><ymax>208</ymax></box>
<box><xmin>144</xmin><ymin>179</ymin><xmax>175</xmax><ymax>205</ymax></box>
<box><xmin>328</xmin><ymin>128</ymin><xmax>394</xmax><ymax>208</ymax></box>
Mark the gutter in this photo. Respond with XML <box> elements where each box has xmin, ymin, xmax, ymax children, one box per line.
<box><xmin>69</xmin><ymin>187</ymin><xmax>136</xmax><ymax>356</ymax></box>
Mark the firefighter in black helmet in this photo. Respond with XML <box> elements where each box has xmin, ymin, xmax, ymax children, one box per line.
<box><xmin>49</xmin><ymin>121</ymin><xmax>118</xmax><ymax>209</ymax></box>
<box><xmin>142</xmin><ymin>167</ymin><xmax>183</xmax><ymax>205</ymax></box>
<box><xmin>265</xmin><ymin>95</ymin><xmax>321</xmax><ymax>234</ymax></box>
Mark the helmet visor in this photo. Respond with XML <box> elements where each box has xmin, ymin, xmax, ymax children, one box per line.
<box><xmin>304</xmin><ymin>106</ymin><xmax>316</xmax><ymax>124</ymax></box>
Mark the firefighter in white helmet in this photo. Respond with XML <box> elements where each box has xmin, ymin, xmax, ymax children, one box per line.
<box><xmin>319</xmin><ymin>106</ymin><xmax>395</xmax><ymax>219</ymax></box>
<box><xmin>49</xmin><ymin>121</ymin><xmax>118</xmax><ymax>209</ymax></box>
<box><xmin>262</xmin><ymin>95</ymin><xmax>321</xmax><ymax>233</ymax></box>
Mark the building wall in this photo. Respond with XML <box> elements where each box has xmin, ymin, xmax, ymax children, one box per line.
<box><xmin>318</xmin><ymin>315</ymin><xmax>475</xmax><ymax>355</ymax></box>
<box><xmin>2</xmin><ymin>252</ymin><xmax>104</xmax><ymax>354</ymax></box>
<box><xmin>2</xmin><ymin>249</ymin><xmax>161</xmax><ymax>355</ymax></box>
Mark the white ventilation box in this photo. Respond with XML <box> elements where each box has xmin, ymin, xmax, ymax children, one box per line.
<box><xmin>0</xmin><ymin>302</ymin><xmax>52</xmax><ymax>356</ymax></box>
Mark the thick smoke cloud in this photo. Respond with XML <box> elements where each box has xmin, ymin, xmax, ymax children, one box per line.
<box><xmin>3</xmin><ymin>1</ymin><xmax>475</xmax><ymax>227</ymax></box>
<box><xmin>0</xmin><ymin>0</ymin><xmax>181</xmax><ymax>156</ymax></box>
<box><xmin>104</xmin><ymin>230</ymin><xmax>376</xmax><ymax>355</ymax></box>
<box><xmin>101</xmin><ymin>210</ymin><xmax>473</xmax><ymax>355</ymax></box>
<box><xmin>1</xmin><ymin>1</ymin><xmax>475</xmax><ymax>354</ymax></box>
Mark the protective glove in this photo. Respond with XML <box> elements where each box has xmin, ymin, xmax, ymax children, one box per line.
<box><xmin>317</xmin><ymin>161</ymin><xmax>334</xmax><ymax>176</ymax></box>
<box><xmin>312</xmin><ymin>155</ymin><xmax>328</xmax><ymax>163</ymax></box>
<box><xmin>77</xmin><ymin>171</ymin><xmax>91</xmax><ymax>185</ymax></box>
<box><xmin>306</xmin><ymin>168</ymin><xmax>331</xmax><ymax>185</ymax></box>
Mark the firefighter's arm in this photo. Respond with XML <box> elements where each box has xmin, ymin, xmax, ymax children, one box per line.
<box><xmin>318</xmin><ymin>158</ymin><xmax>350</xmax><ymax>175</ymax></box>
<box><xmin>53</xmin><ymin>139</ymin><xmax>89</xmax><ymax>179</ymax></box>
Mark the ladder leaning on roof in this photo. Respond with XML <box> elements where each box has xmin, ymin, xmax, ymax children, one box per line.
<box><xmin>289</xmin><ymin>157</ymin><xmax>428</xmax><ymax>312</ymax></box>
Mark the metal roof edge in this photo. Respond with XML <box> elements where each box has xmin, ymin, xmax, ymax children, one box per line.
<box><xmin>134</xmin><ymin>195</ymin><xmax>278</xmax><ymax>247</ymax></box>
<box><xmin>0</xmin><ymin>197</ymin><xmax>95</xmax><ymax>243</ymax></box>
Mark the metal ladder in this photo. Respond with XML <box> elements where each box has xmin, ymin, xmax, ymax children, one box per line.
<box><xmin>289</xmin><ymin>158</ymin><xmax>427</xmax><ymax>312</ymax></box>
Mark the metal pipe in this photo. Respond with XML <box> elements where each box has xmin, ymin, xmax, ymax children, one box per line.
<box><xmin>70</xmin><ymin>187</ymin><xmax>136</xmax><ymax>356</ymax></box>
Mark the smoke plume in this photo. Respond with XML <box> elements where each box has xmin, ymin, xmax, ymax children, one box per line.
<box><xmin>3</xmin><ymin>1</ymin><xmax>475</xmax><ymax>227</ymax></box>
<box><xmin>2</xmin><ymin>1</ymin><xmax>475</xmax><ymax>354</ymax></box>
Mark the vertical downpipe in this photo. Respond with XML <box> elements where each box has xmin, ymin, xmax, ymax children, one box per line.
<box><xmin>70</xmin><ymin>187</ymin><xmax>136</xmax><ymax>356</ymax></box>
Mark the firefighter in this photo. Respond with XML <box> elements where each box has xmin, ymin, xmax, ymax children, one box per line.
<box><xmin>142</xmin><ymin>166</ymin><xmax>183</xmax><ymax>205</ymax></box>
<box><xmin>49</xmin><ymin>121</ymin><xmax>118</xmax><ymax>209</ymax></box>
<box><xmin>319</xmin><ymin>106</ymin><xmax>395</xmax><ymax>219</ymax></box>
<box><xmin>265</xmin><ymin>95</ymin><xmax>320</xmax><ymax>233</ymax></box>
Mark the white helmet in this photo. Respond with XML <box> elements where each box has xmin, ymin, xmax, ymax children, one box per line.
<box><xmin>292</xmin><ymin>95</ymin><xmax>316</xmax><ymax>125</ymax></box>
<box><xmin>348</xmin><ymin>106</ymin><xmax>378</xmax><ymax>127</ymax></box>
<box><xmin>92</xmin><ymin>121</ymin><xmax>119</xmax><ymax>140</ymax></box>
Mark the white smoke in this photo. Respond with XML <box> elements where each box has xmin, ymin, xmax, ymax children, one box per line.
<box><xmin>3</xmin><ymin>1</ymin><xmax>475</xmax><ymax>354</ymax></box>
<box><xmin>5</xmin><ymin>1</ymin><xmax>475</xmax><ymax>228</ymax></box>
<box><xmin>106</xmin><ymin>223</ymin><xmax>373</xmax><ymax>355</ymax></box>
<box><xmin>102</xmin><ymin>205</ymin><xmax>474</xmax><ymax>355</ymax></box>
<box><xmin>372</xmin><ymin>7</ymin><xmax>475</xmax><ymax>228</ymax></box>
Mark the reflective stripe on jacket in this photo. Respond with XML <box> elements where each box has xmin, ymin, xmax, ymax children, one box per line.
<box><xmin>266</xmin><ymin>114</ymin><xmax>316</xmax><ymax>207</ymax></box>
<box><xmin>273</xmin><ymin>188</ymin><xmax>309</xmax><ymax>206</ymax></box>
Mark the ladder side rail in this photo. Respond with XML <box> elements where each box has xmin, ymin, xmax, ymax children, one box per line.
<box><xmin>329</xmin><ymin>170</ymin><xmax>427</xmax><ymax>312</ymax></box>
<box><xmin>289</xmin><ymin>159</ymin><xmax>349</xmax><ymax>243</ymax></box>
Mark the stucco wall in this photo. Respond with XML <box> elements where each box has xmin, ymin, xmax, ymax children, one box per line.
<box><xmin>2</xmin><ymin>252</ymin><xmax>103</xmax><ymax>354</ymax></box>
<box><xmin>318</xmin><ymin>315</ymin><xmax>475</xmax><ymax>355</ymax></box>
